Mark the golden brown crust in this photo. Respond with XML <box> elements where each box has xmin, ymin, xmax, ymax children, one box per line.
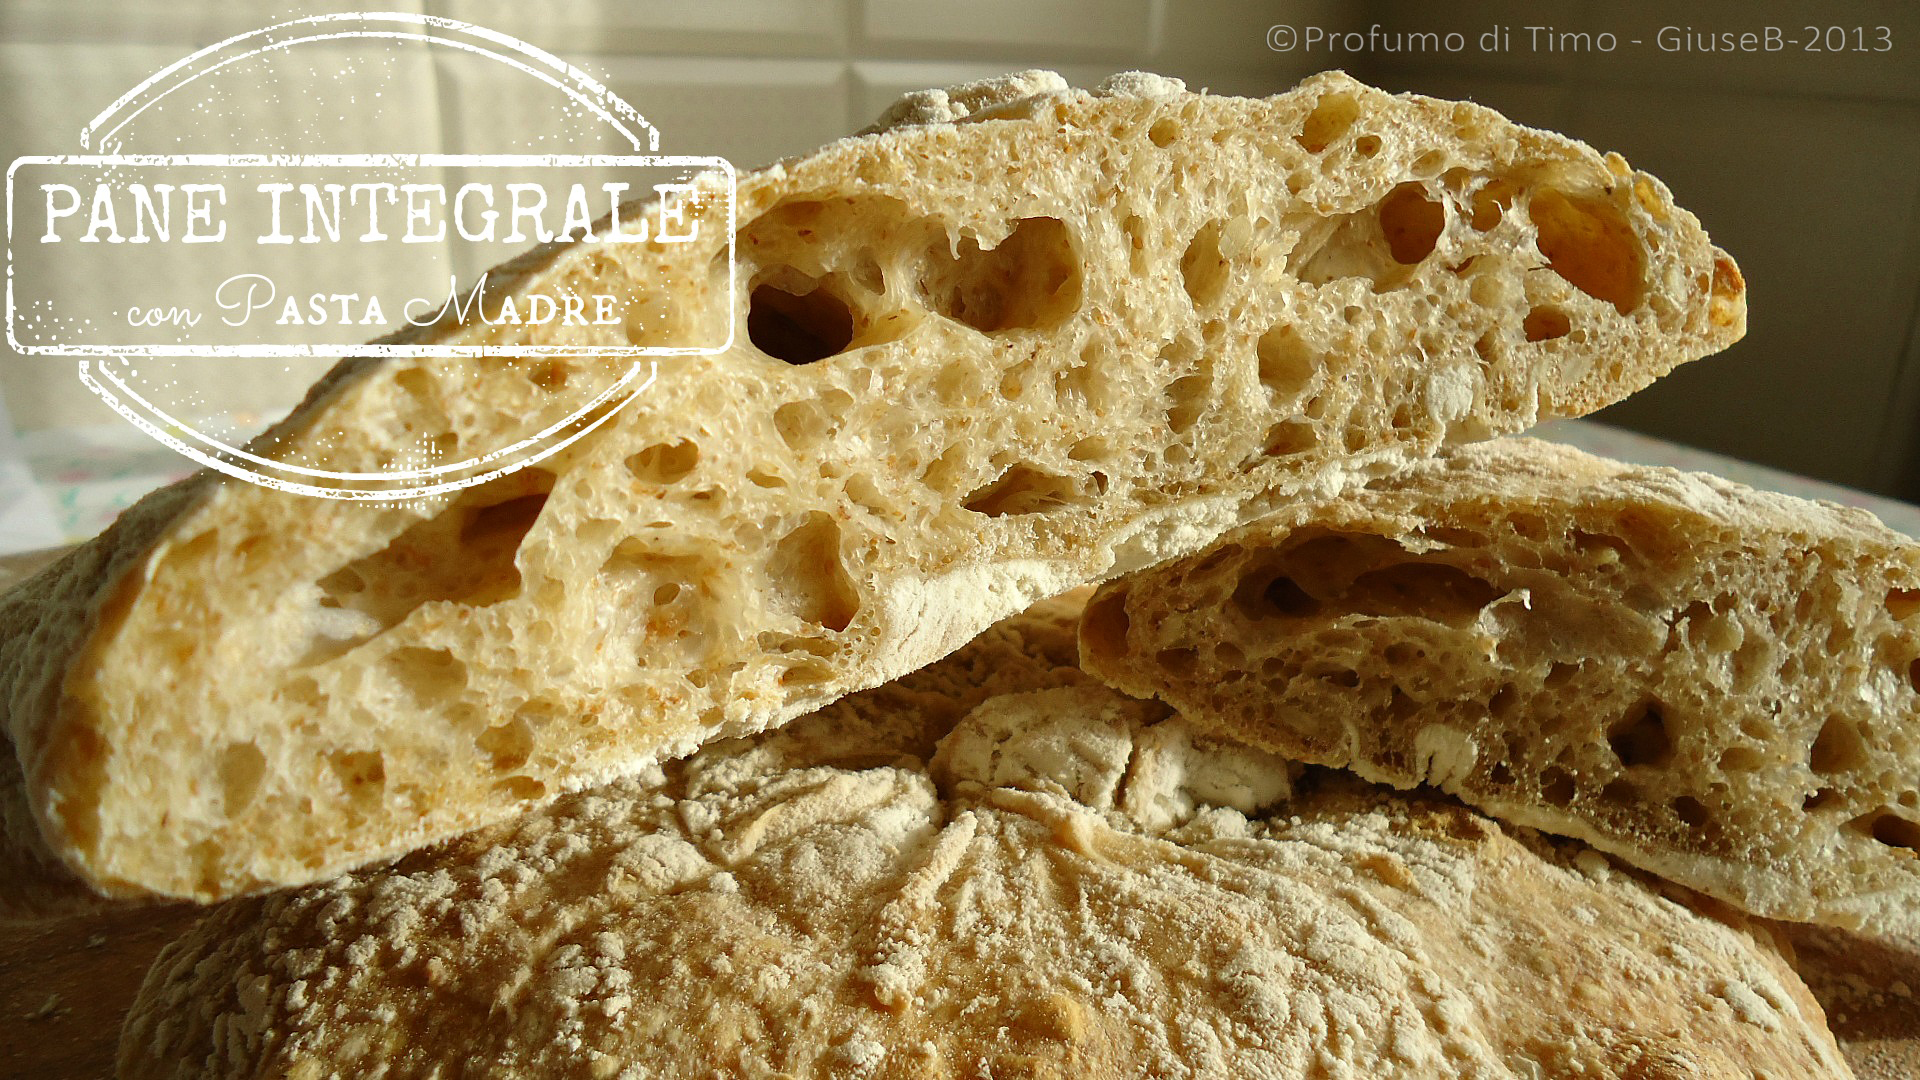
<box><xmin>120</xmin><ymin>618</ymin><xmax>1844</xmax><ymax>1079</ymax></box>
<box><xmin>0</xmin><ymin>545</ymin><xmax>123</xmax><ymax>920</ymax></box>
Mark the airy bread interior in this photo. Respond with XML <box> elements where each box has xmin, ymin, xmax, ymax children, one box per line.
<box><xmin>0</xmin><ymin>70</ymin><xmax>1744</xmax><ymax>904</ymax></box>
<box><xmin>120</xmin><ymin>600</ymin><xmax>1845</xmax><ymax>1080</ymax></box>
<box><xmin>1081</xmin><ymin>437</ymin><xmax>1920</xmax><ymax>927</ymax></box>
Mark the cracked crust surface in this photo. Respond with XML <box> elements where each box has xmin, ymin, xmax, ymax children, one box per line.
<box><xmin>120</xmin><ymin>598</ymin><xmax>1844</xmax><ymax>1079</ymax></box>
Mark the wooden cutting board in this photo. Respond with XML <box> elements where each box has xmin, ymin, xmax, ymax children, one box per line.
<box><xmin>0</xmin><ymin>905</ymin><xmax>202</xmax><ymax>1080</ymax></box>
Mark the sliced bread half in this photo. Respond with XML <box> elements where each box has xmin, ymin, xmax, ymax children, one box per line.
<box><xmin>0</xmin><ymin>71</ymin><xmax>1743</xmax><ymax>903</ymax></box>
<box><xmin>1081</xmin><ymin>437</ymin><xmax>1920</xmax><ymax>926</ymax></box>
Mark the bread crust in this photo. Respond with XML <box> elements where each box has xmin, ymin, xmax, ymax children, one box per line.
<box><xmin>119</xmin><ymin>601</ymin><xmax>1846</xmax><ymax>1079</ymax></box>
<box><xmin>1082</xmin><ymin>436</ymin><xmax>1920</xmax><ymax>927</ymax></box>
<box><xmin>0</xmin><ymin>70</ymin><xmax>1744</xmax><ymax>905</ymax></box>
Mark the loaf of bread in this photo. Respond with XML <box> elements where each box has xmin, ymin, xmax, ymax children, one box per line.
<box><xmin>0</xmin><ymin>547</ymin><xmax>110</xmax><ymax>921</ymax></box>
<box><xmin>1081</xmin><ymin>437</ymin><xmax>1920</xmax><ymax>927</ymax></box>
<box><xmin>120</xmin><ymin>599</ymin><xmax>1846</xmax><ymax>1079</ymax></box>
<box><xmin>0</xmin><ymin>69</ymin><xmax>1744</xmax><ymax>906</ymax></box>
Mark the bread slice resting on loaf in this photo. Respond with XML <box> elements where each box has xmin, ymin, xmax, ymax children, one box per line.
<box><xmin>1080</xmin><ymin>437</ymin><xmax>1920</xmax><ymax>927</ymax></box>
<box><xmin>119</xmin><ymin>596</ymin><xmax>1849</xmax><ymax>1080</ymax></box>
<box><xmin>0</xmin><ymin>69</ymin><xmax>1745</xmax><ymax>907</ymax></box>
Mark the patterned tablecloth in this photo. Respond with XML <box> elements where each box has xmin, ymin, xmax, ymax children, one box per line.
<box><xmin>1</xmin><ymin>409</ymin><xmax>1916</xmax><ymax>554</ymax></box>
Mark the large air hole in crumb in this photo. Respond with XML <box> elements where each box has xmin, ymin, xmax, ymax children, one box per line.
<box><xmin>1509</xmin><ymin>514</ymin><xmax>1548</xmax><ymax>542</ymax></box>
<box><xmin>1121</xmin><ymin>214</ymin><xmax>1150</xmax><ymax>274</ymax></box>
<box><xmin>1233</xmin><ymin>568</ymin><xmax>1320</xmax><ymax>620</ymax></box>
<box><xmin>768</xmin><ymin>513</ymin><xmax>860</xmax><ymax>633</ymax></box>
<box><xmin>1540</xmin><ymin>766</ymin><xmax>1576</xmax><ymax>806</ymax></box>
<box><xmin>1529</xmin><ymin>189</ymin><xmax>1647</xmax><ymax>313</ymax></box>
<box><xmin>747</xmin><ymin>281</ymin><xmax>854</xmax><ymax>364</ymax></box>
<box><xmin>1853</xmin><ymin>810</ymin><xmax>1920</xmax><ymax>851</ymax></box>
<box><xmin>1488</xmin><ymin>687</ymin><xmax>1518</xmax><ymax>720</ymax></box>
<box><xmin>1264</xmin><ymin>577</ymin><xmax>1319</xmax><ymax>617</ymax></box>
<box><xmin>1810</xmin><ymin>714</ymin><xmax>1871</xmax><ymax>775</ymax></box>
<box><xmin>1260</xmin><ymin>421</ymin><xmax>1318</xmax><ymax>458</ymax></box>
<box><xmin>963</xmin><ymin>465</ymin><xmax>1090</xmax><ymax>517</ymax></box>
<box><xmin>1181</xmin><ymin>221</ymin><xmax>1231</xmax><ymax>308</ymax></box>
<box><xmin>1148</xmin><ymin>117</ymin><xmax>1180</xmax><ymax>147</ymax></box>
<box><xmin>1672</xmin><ymin>795</ymin><xmax>1710</xmax><ymax>827</ymax></box>
<box><xmin>925</xmin><ymin>217</ymin><xmax>1081</xmax><ymax>333</ymax></box>
<box><xmin>283</xmin><ymin>677</ymin><xmax>324</xmax><ymax>709</ymax></box>
<box><xmin>1412</xmin><ymin>150</ymin><xmax>1448</xmax><ymax>177</ymax></box>
<box><xmin>1473</xmin><ymin>331</ymin><xmax>1498</xmax><ymax>367</ymax></box>
<box><xmin>1342</xmin><ymin>562</ymin><xmax>1501</xmax><ymax>626</ymax></box>
<box><xmin>626</xmin><ymin>440</ymin><xmax>700</xmax><ymax>485</ymax></box>
<box><xmin>1378</xmin><ymin>183</ymin><xmax>1445</xmax><ymax>264</ymax></box>
<box><xmin>780</xmin><ymin>660</ymin><xmax>833</xmax><ymax>686</ymax></box>
<box><xmin>1296</xmin><ymin>91</ymin><xmax>1359</xmax><ymax>152</ymax></box>
<box><xmin>1080</xmin><ymin>590</ymin><xmax>1132</xmax><ymax>664</ymax></box>
<box><xmin>1256</xmin><ymin>324</ymin><xmax>1318</xmax><ymax>402</ymax></box>
<box><xmin>1805</xmin><ymin>788</ymin><xmax>1841</xmax><ymax>812</ymax></box>
<box><xmin>1572</xmin><ymin>528</ymin><xmax>1633</xmax><ymax>562</ymax></box>
<box><xmin>310</xmin><ymin>470</ymin><xmax>554</xmax><ymax>660</ymax></box>
<box><xmin>387</xmin><ymin>647</ymin><xmax>468</xmax><ymax>710</ymax></box>
<box><xmin>1297</xmin><ymin>193</ymin><xmax>1440</xmax><ymax>290</ymax></box>
<box><xmin>329</xmin><ymin>750</ymin><xmax>386</xmax><ymax>806</ymax></box>
<box><xmin>1155</xmin><ymin>648</ymin><xmax>1199</xmax><ymax>676</ymax></box>
<box><xmin>219</xmin><ymin>742</ymin><xmax>266</xmax><ymax>818</ymax></box>
<box><xmin>476</xmin><ymin>716</ymin><xmax>535</xmax><ymax>772</ymax></box>
<box><xmin>601</xmin><ymin>542</ymin><xmax>702</xmax><ymax>589</ymax></box>
<box><xmin>1889</xmin><ymin>588</ymin><xmax>1920</xmax><ymax>620</ymax></box>
<box><xmin>1523</xmin><ymin>307</ymin><xmax>1572</xmax><ymax>342</ymax></box>
<box><xmin>1601</xmin><ymin>777</ymin><xmax>1638</xmax><ymax>805</ymax></box>
<box><xmin>772</xmin><ymin>390</ymin><xmax>852</xmax><ymax>452</ymax></box>
<box><xmin>1233</xmin><ymin>534</ymin><xmax>1499</xmax><ymax>626</ymax></box>
<box><xmin>1166</xmin><ymin>373</ymin><xmax>1210</xmax><ymax>434</ymax></box>
<box><xmin>497</xmin><ymin>777</ymin><xmax>546</xmax><ymax>801</ymax></box>
<box><xmin>1609</xmin><ymin>699</ymin><xmax>1673</xmax><ymax>768</ymax></box>
<box><xmin>1068</xmin><ymin>437</ymin><xmax>1110</xmax><ymax>462</ymax></box>
<box><xmin>1470</xmin><ymin>179</ymin><xmax>1515</xmax><ymax>231</ymax></box>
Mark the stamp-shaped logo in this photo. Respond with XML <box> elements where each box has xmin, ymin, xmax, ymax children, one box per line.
<box><xmin>4</xmin><ymin>12</ymin><xmax>737</xmax><ymax>499</ymax></box>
